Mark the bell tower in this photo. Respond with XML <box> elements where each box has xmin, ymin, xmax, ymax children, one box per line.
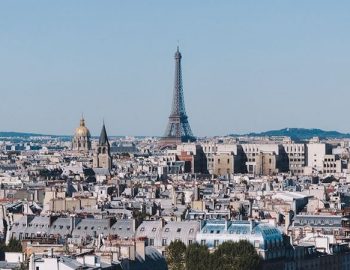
<box><xmin>93</xmin><ymin>122</ymin><xmax>112</xmax><ymax>170</ymax></box>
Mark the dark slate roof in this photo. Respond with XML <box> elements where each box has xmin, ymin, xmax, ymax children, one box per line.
<box><xmin>121</xmin><ymin>247</ymin><xmax>167</xmax><ymax>270</ymax></box>
<box><xmin>99</xmin><ymin>124</ymin><xmax>109</xmax><ymax>146</ymax></box>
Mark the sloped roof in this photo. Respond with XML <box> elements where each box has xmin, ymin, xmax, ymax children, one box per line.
<box><xmin>99</xmin><ymin>124</ymin><xmax>109</xmax><ymax>146</ymax></box>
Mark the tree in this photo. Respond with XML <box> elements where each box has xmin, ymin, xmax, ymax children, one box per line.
<box><xmin>185</xmin><ymin>243</ymin><xmax>211</xmax><ymax>270</ymax></box>
<box><xmin>211</xmin><ymin>240</ymin><xmax>260</xmax><ymax>270</ymax></box>
<box><xmin>0</xmin><ymin>238</ymin><xmax>22</xmax><ymax>253</ymax></box>
<box><xmin>6</xmin><ymin>238</ymin><xmax>22</xmax><ymax>252</ymax></box>
<box><xmin>132</xmin><ymin>209</ymin><xmax>148</xmax><ymax>228</ymax></box>
<box><xmin>166</xmin><ymin>240</ymin><xmax>186</xmax><ymax>270</ymax></box>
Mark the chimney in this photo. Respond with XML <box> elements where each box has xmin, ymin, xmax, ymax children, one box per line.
<box><xmin>250</xmin><ymin>220</ymin><xmax>255</xmax><ymax>231</ymax></box>
<box><xmin>285</xmin><ymin>211</ymin><xmax>292</xmax><ymax>233</ymax></box>
<box><xmin>136</xmin><ymin>240</ymin><xmax>146</xmax><ymax>261</ymax></box>
<box><xmin>249</xmin><ymin>199</ymin><xmax>253</xmax><ymax>218</ymax></box>
<box><xmin>48</xmin><ymin>248</ymin><xmax>53</xmax><ymax>257</ymax></box>
<box><xmin>172</xmin><ymin>187</ymin><xmax>177</xmax><ymax>206</ymax></box>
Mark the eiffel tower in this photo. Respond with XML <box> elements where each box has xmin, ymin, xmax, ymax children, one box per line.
<box><xmin>160</xmin><ymin>47</ymin><xmax>196</xmax><ymax>147</ymax></box>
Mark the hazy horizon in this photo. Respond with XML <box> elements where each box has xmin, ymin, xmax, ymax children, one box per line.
<box><xmin>1</xmin><ymin>1</ymin><xmax>350</xmax><ymax>137</ymax></box>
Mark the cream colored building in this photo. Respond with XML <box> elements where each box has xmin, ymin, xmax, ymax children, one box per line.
<box><xmin>213</xmin><ymin>153</ymin><xmax>234</xmax><ymax>177</ymax></box>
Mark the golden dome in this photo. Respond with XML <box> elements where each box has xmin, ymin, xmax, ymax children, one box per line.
<box><xmin>74</xmin><ymin>117</ymin><xmax>91</xmax><ymax>138</ymax></box>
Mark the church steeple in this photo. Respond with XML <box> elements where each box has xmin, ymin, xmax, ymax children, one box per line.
<box><xmin>99</xmin><ymin>122</ymin><xmax>109</xmax><ymax>146</ymax></box>
<box><xmin>93</xmin><ymin>122</ymin><xmax>112</xmax><ymax>170</ymax></box>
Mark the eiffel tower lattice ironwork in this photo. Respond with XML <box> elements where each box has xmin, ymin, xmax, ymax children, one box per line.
<box><xmin>160</xmin><ymin>47</ymin><xmax>196</xmax><ymax>146</ymax></box>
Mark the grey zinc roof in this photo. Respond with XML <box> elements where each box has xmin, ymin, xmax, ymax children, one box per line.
<box><xmin>10</xmin><ymin>216</ymin><xmax>51</xmax><ymax>237</ymax></box>
<box><xmin>122</xmin><ymin>246</ymin><xmax>167</xmax><ymax>270</ymax></box>
<box><xmin>109</xmin><ymin>219</ymin><xmax>135</xmax><ymax>239</ymax></box>
<box><xmin>293</xmin><ymin>214</ymin><xmax>342</xmax><ymax>228</ymax></box>
<box><xmin>49</xmin><ymin>217</ymin><xmax>81</xmax><ymax>236</ymax></box>
<box><xmin>136</xmin><ymin>220</ymin><xmax>163</xmax><ymax>240</ymax></box>
<box><xmin>161</xmin><ymin>221</ymin><xmax>199</xmax><ymax>245</ymax></box>
<box><xmin>72</xmin><ymin>219</ymin><xmax>111</xmax><ymax>240</ymax></box>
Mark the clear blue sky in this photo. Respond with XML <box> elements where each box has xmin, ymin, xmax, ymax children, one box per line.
<box><xmin>1</xmin><ymin>0</ymin><xmax>350</xmax><ymax>137</ymax></box>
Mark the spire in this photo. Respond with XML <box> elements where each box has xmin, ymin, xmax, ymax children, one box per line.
<box><xmin>80</xmin><ymin>115</ymin><xmax>85</xmax><ymax>127</ymax></box>
<box><xmin>99</xmin><ymin>122</ymin><xmax>109</xmax><ymax>146</ymax></box>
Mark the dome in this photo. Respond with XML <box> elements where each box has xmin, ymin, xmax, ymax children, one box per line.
<box><xmin>74</xmin><ymin>117</ymin><xmax>91</xmax><ymax>138</ymax></box>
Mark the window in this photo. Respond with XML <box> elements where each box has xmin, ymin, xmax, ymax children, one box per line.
<box><xmin>149</xmin><ymin>238</ymin><xmax>154</xmax><ymax>246</ymax></box>
<box><xmin>201</xmin><ymin>240</ymin><xmax>206</xmax><ymax>245</ymax></box>
<box><xmin>177</xmin><ymin>228</ymin><xmax>181</xmax><ymax>233</ymax></box>
<box><xmin>214</xmin><ymin>240</ymin><xmax>219</xmax><ymax>248</ymax></box>
<box><xmin>152</xmin><ymin>228</ymin><xmax>156</xmax><ymax>232</ymax></box>
<box><xmin>218</xmin><ymin>159</ymin><xmax>220</xmax><ymax>164</ymax></box>
<box><xmin>162</xmin><ymin>238</ymin><xmax>167</xmax><ymax>246</ymax></box>
<box><xmin>188</xmin><ymin>240</ymin><xmax>193</xmax><ymax>245</ymax></box>
<box><xmin>227</xmin><ymin>159</ymin><xmax>230</xmax><ymax>164</ymax></box>
<box><xmin>165</xmin><ymin>228</ymin><xmax>170</xmax><ymax>232</ymax></box>
<box><xmin>189</xmin><ymin>228</ymin><xmax>194</xmax><ymax>234</ymax></box>
<box><xmin>140</xmin><ymin>227</ymin><xmax>145</xmax><ymax>232</ymax></box>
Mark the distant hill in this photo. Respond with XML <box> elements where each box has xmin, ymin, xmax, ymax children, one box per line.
<box><xmin>230</xmin><ymin>128</ymin><xmax>350</xmax><ymax>141</ymax></box>
<box><xmin>0</xmin><ymin>132</ymin><xmax>47</xmax><ymax>137</ymax></box>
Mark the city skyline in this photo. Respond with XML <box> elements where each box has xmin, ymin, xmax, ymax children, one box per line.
<box><xmin>1</xmin><ymin>1</ymin><xmax>350</xmax><ymax>136</ymax></box>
